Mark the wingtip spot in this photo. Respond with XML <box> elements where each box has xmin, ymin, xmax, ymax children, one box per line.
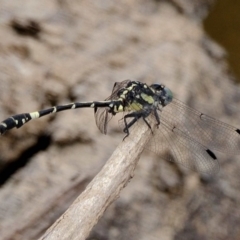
<box><xmin>236</xmin><ymin>129</ymin><xmax>240</xmax><ymax>134</ymax></box>
<box><xmin>206</xmin><ymin>149</ymin><xmax>217</xmax><ymax>160</ymax></box>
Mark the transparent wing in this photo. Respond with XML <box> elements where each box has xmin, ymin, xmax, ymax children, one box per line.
<box><xmin>160</xmin><ymin>98</ymin><xmax>240</xmax><ymax>154</ymax></box>
<box><xmin>95</xmin><ymin>80</ymin><xmax>131</xmax><ymax>134</ymax></box>
<box><xmin>146</xmin><ymin>121</ymin><xmax>220</xmax><ymax>175</ymax></box>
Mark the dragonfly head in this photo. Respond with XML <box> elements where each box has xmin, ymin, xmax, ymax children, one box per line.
<box><xmin>150</xmin><ymin>83</ymin><xmax>173</xmax><ymax>106</ymax></box>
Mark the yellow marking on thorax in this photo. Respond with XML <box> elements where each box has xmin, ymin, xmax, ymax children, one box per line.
<box><xmin>129</xmin><ymin>102</ymin><xmax>143</xmax><ymax>111</ymax></box>
<box><xmin>126</xmin><ymin>83</ymin><xmax>137</xmax><ymax>91</ymax></box>
<box><xmin>140</xmin><ymin>93</ymin><xmax>154</xmax><ymax>104</ymax></box>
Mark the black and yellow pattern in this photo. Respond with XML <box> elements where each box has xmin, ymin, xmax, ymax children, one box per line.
<box><xmin>1</xmin><ymin>79</ymin><xmax>240</xmax><ymax>174</ymax></box>
<box><xmin>0</xmin><ymin>80</ymin><xmax>171</xmax><ymax>137</ymax></box>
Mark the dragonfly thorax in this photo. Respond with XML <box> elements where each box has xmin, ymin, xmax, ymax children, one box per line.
<box><xmin>114</xmin><ymin>81</ymin><xmax>160</xmax><ymax>113</ymax></box>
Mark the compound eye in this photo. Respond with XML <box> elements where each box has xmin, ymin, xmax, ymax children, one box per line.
<box><xmin>162</xmin><ymin>87</ymin><xmax>173</xmax><ymax>105</ymax></box>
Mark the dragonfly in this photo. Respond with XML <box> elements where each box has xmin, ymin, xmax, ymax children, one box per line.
<box><xmin>0</xmin><ymin>80</ymin><xmax>239</xmax><ymax>174</ymax></box>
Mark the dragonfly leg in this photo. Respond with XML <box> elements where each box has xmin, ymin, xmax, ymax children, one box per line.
<box><xmin>123</xmin><ymin>113</ymin><xmax>139</xmax><ymax>140</ymax></box>
<box><xmin>153</xmin><ymin>108</ymin><xmax>160</xmax><ymax>128</ymax></box>
<box><xmin>123</xmin><ymin>109</ymin><xmax>152</xmax><ymax>140</ymax></box>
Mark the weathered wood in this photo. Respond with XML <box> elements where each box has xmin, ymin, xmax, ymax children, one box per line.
<box><xmin>40</xmin><ymin>120</ymin><xmax>156</xmax><ymax>240</ymax></box>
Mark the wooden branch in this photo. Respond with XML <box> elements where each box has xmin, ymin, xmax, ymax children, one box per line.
<box><xmin>39</xmin><ymin>120</ymin><xmax>156</xmax><ymax>240</ymax></box>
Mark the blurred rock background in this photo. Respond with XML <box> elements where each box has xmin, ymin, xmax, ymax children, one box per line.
<box><xmin>0</xmin><ymin>0</ymin><xmax>240</xmax><ymax>239</ymax></box>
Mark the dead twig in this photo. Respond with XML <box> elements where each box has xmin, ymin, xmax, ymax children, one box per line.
<box><xmin>39</xmin><ymin>119</ymin><xmax>156</xmax><ymax>240</ymax></box>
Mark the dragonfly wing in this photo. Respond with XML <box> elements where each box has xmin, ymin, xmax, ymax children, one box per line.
<box><xmin>146</xmin><ymin>121</ymin><xmax>220</xmax><ymax>175</ymax></box>
<box><xmin>160</xmin><ymin>98</ymin><xmax>240</xmax><ymax>154</ymax></box>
